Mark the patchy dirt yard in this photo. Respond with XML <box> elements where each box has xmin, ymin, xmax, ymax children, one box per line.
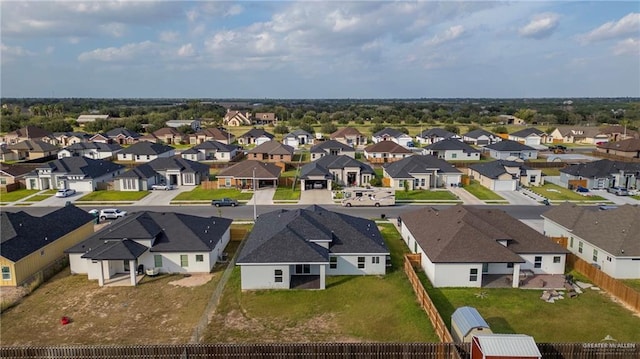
<box><xmin>0</xmin><ymin>268</ymin><xmax>222</xmax><ymax>346</ymax></box>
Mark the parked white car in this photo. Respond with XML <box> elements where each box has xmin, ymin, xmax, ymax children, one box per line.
<box><xmin>55</xmin><ymin>188</ymin><xmax>76</xmax><ymax>198</ymax></box>
<box><xmin>151</xmin><ymin>184</ymin><xmax>174</xmax><ymax>190</ymax></box>
<box><xmin>99</xmin><ymin>208</ymin><xmax>127</xmax><ymax>220</ymax></box>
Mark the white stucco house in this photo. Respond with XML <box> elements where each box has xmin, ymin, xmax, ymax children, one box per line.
<box><xmin>116</xmin><ymin>142</ymin><xmax>175</xmax><ymax>163</ymax></box>
<box><xmin>468</xmin><ymin>160</ymin><xmax>542</xmax><ymax>191</ymax></box>
<box><xmin>115</xmin><ymin>157</ymin><xmax>209</xmax><ymax>191</ymax></box>
<box><xmin>236</xmin><ymin>206</ymin><xmax>390</xmax><ymax>290</ymax></box>
<box><xmin>65</xmin><ymin>212</ymin><xmax>232</xmax><ymax>286</ymax></box>
<box><xmin>542</xmin><ymin>203</ymin><xmax>640</xmax><ymax>279</ymax></box>
<box><xmin>372</xmin><ymin>128</ymin><xmax>413</xmax><ymax>147</ymax></box>
<box><xmin>58</xmin><ymin>142</ymin><xmax>122</xmax><ymax>160</ymax></box>
<box><xmin>462</xmin><ymin>129</ymin><xmax>501</xmax><ymax>146</ymax></box>
<box><xmin>400</xmin><ymin>205</ymin><xmax>567</xmax><ymax>288</ymax></box>
<box><xmin>383</xmin><ymin>155</ymin><xmax>462</xmax><ymax>190</ymax></box>
<box><xmin>508</xmin><ymin>128</ymin><xmax>547</xmax><ymax>146</ymax></box>
<box><xmin>483</xmin><ymin>140</ymin><xmax>539</xmax><ymax>160</ymax></box>
<box><xmin>180</xmin><ymin>140</ymin><xmax>238</xmax><ymax>162</ymax></box>
<box><xmin>299</xmin><ymin>155</ymin><xmax>374</xmax><ymax>190</ymax></box>
<box><xmin>282</xmin><ymin>129</ymin><xmax>313</xmax><ymax>149</ymax></box>
<box><xmin>423</xmin><ymin>138</ymin><xmax>481</xmax><ymax>161</ymax></box>
<box><xmin>309</xmin><ymin>140</ymin><xmax>356</xmax><ymax>161</ymax></box>
<box><xmin>24</xmin><ymin>157</ymin><xmax>125</xmax><ymax>192</ymax></box>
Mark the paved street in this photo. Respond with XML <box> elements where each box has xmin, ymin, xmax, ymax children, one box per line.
<box><xmin>495</xmin><ymin>190</ymin><xmax>542</xmax><ymax>205</ymax></box>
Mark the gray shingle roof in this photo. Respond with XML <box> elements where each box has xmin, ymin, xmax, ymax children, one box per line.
<box><xmin>383</xmin><ymin>155</ymin><xmax>461</xmax><ymax>179</ymax></box>
<box><xmin>401</xmin><ymin>205</ymin><xmax>567</xmax><ymax>263</ymax></box>
<box><xmin>468</xmin><ymin>160</ymin><xmax>529</xmax><ymax>179</ymax></box>
<box><xmin>310</xmin><ymin>140</ymin><xmax>355</xmax><ymax>153</ymax></box>
<box><xmin>67</xmin><ymin>212</ymin><xmax>232</xmax><ymax>258</ymax></box>
<box><xmin>373</xmin><ymin>128</ymin><xmax>404</xmax><ymax>138</ymax></box>
<box><xmin>418</xmin><ymin>128</ymin><xmax>458</xmax><ymax>139</ymax></box>
<box><xmin>237</xmin><ymin>205</ymin><xmax>389</xmax><ymax>264</ymax></box>
<box><xmin>7</xmin><ymin>140</ymin><xmax>58</xmax><ymax>152</ymax></box>
<box><xmin>300</xmin><ymin>155</ymin><xmax>373</xmax><ymax>179</ymax></box>
<box><xmin>542</xmin><ymin>203</ymin><xmax>640</xmax><ymax>257</ymax></box>
<box><xmin>240</xmin><ymin>128</ymin><xmax>274</xmax><ymax>139</ymax></box>
<box><xmin>34</xmin><ymin>157</ymin><xmax>125</xmax><ymax>179</ymax></box>
<box><xmin>284</xmin><ymin>129</ymin><xmax>312</xmax><ymax>138</ymax></box>
<box><xmin>192</xmin><ymin>140</ymin><xmax>237</xmax><ymax>152</ymax></box>
<box><xmin>1</xmin><ymin>206</ymin><xmax>94</xmax><ymax>262</ymax></box>
<box><xmin>119</xmin><ymin>141</ymin><xmax>174</xmax><ymax>155</ymax></box>
<box><xmin>248</xmin><ymin>140</ymin><xmax>294</xmax><ymax>155</ymax></box>
<box><xmin>464</xmin><ymin>129</ymin><xmax>496</xmax><ymax>139</ymax></box>
<box><xmin>64</xmin><ymin>142</ymin><xmax>122</xmax><ymax>152</ymax></box>
<box><xmin>509</xmin><ymin>128</ymin><xmax>545</xmax><ymax>138</ymax></box>
<box><xmin>105</xmin><ymin>127</ymin><xmax>141</xmax><ymax>138</ymax></box>
<box><xmin>560</xmin><ymin>159</ymin><xmax>640</xmax><ymax>178</ymax></box>
<box><xmin>485</xmin><ymin>140</ymin><xmax>536</xmax><ymax>152</ymax></box>
<box><xmin>117</xmin><ymin>157</ymin><xmax>208</xmax><ymax>179</ymax></box>
<box><xmin>425</xmin><ymin>138</ymin><xmax>479</xmax><ymax>152</ymax></box>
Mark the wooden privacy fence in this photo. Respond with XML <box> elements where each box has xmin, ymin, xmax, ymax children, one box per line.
<box><xmin>230</xmin><ymin>227</ymin><xmax>249</xmax><ymax>241</ymax></box>
<box><xmin>566</xmin><ymin>253</ymin><xmax>640</xmax><ymax>312</ymax></box>
<box><xmin>403</xmin><ymin>256</ymin><xmax>454</xmax><ymax>343</ymax></box>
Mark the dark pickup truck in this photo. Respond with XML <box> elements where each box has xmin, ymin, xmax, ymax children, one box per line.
<box><xmin>211</xmin><ymin>198</ymin><xmax>238</xmax><ymax>207</ymax></box>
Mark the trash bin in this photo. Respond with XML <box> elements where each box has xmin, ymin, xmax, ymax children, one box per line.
<box><xmin>380</xmin><ymin>214</ymin><xmax>386</xmax><ymax>219</ymax></box>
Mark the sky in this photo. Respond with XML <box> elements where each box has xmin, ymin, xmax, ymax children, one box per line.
<box><xmin>1</xmin><ymin>1</ymin><xmax>639</xmax><ymax>99</ymax></box>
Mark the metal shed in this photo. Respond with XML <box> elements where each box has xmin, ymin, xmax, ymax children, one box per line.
<box><xmin>471</xmin><ymin>334</ymin><xmax>542</xmax><ymax>359</ymax></box>
<box><xmin>451</xmin><ymin>306</ymin><xmax>492</xmax><ymax>343</ymax></box>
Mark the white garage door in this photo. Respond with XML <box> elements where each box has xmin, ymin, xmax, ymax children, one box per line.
<box><xmin>68</xmin><ymin>181</ymin><xmax>94</xmax><ymax>193</ymax></box>
<box><xmin>525</xmin><ymin>138</ymin><xmax>540</xmax><ymax>146</ymax></box>
<box><xmin>493</xmin><ymin>180</ymin><xmax>516</xmax><ymax>191</ymax></box>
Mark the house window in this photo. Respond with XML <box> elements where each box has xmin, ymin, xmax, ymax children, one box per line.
<box><xmin>507</xmin><ymin>263</ymin><xmax>514</xmax><ymax>268</ymax></box>
<box><xmin>607</xmin><ymin>256</ymin><xmax>611</xmax><ymax>262</ymax></box>
<box><xmin>295</xmin><ymin>264</ymin><xmax>310</xmax><ymax>274</ymax></box>
<box><xmin>553</xmin><ymin>256</ymin><xmax>561</xmax><ymax>263</ymax></box>
<box><xmin>330</xmin><ymin>257</ymin><xmax>337</xmax><ymax>269</ymax></box>
<box><xmin>578</xmin><ymin>242</ymin><xmax>583</xmax><ymax>253</ymax></box>
<box><xmin>469</xmin><ymin>268</ymin><xmax>478</xmax><ymax>281</ymax></box>
<box><xmin>421</xmin><ymin>178</ymin><xmax>425</xmax><ymax>186</ymax></box>
<box><xmin>570</xmin><ymin>237</ymin><xmax>574</xmax><ymax>248</ymax></box>
<box><xmin>530</xmin><ymin>175</ymin><xmax>536</xmax><ymax>183</ymax></box>
<box><xmin>274</xmin><ymin>269</ymin><xmax>283</xmax><ymax>283</ymax></box>
<box><xmin>413</xmin><ymin>241</ymin><xmax>418</xmax><ymax>253</ymax></box>
<box><xmin>1</xmin><ymin>266</ymin><xmax>10</xmax><ymax>280</ymax></box>
<box><xmin>40</xmin><ymin>250</ymin><xmax>45</xmax><ymax>256</ymax></box>
<box><xmin>136</xmin><ymin>155</ymin><xmax>141</xmax><ymax>160</ymax></box>
<box><xmin>154</xmin><ymin>255</ymin><xmax>163</xmax><ymax>268</ymax></box>
<box><xmin>414</xmin><ymin>179</ymin><xmax>419</xmax><ymax>187</ymax></box>
<box><xmin>452</xmin><ymin>153</ymin><xmax>457</xmax><ymax>159</ymax></box>
<box><xmin>196</xmin><ymin>254</ymin><xmax>204</xmax><ymax>262</ymax></box>
<box><xmin>146</xmin><ymin>155</ymin><xmax>151</xmax><ymax>160</ymax></box>
<box><xmin>184</xmin><ymin>173</ymin><xmax>195</xmax><ymax>185</ymax></box>
<box><xmin>399</xmin><ymin>180</ymin><xmax>403</xmax><ymax>188</ymax></box>
<box><xmin>225</xmin><ymin>178</ymin><xmax>231</xmax><ymax>187</ymax></box>
<box><xmin>358</xmin><ymin>257</ymin><xmax>365</xmax><ymax>269</ymax></box>
<box><xmin>0</xmin><ymin>178</ymin><xmax>6</xmax><ymax>185</ymax></box>
<box><xmin>534</xmin><ymin>256</ymin><xmax>542</xmax><ymax>268</ymax></box>
<box><xmin>372</xmin><ymin>257</ymin><xmax>380</xmax><ymax>264</ymax></box>
<box><xmin>593</xmin><ymin>250</ymin><xmax>598</xmax><ymax>262</ymax></box>
<box><xmin>180</xmin><ymin>255</ymin><xmax>188</xmax><ymax>267</ymax></box>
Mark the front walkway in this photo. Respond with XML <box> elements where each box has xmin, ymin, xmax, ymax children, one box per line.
<box><xmin>448</xmin><ymin>186</ymin><xmax>484</xmax><ymax>205</ymax></box>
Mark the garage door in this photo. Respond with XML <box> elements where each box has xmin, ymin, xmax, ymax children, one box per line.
<box><xmin>306</xmin><ymin>180</ymin><xmax>327</xmax><ymax>190</ymax></box>
<box><xmin>493</xmin><ymin>180</ymin><xmax>516</xmax><ymax>191</ymax></box>
<box><xmin>69</xmin><ymin>181</ymin><xmax>94</xmax><ymax>193</ymax></box>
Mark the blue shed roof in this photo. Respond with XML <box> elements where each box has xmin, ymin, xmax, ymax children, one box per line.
<box><xmin>452</xmin><ymin>306</ymin><xmax>490</xmax><ymax>337</ymax></box>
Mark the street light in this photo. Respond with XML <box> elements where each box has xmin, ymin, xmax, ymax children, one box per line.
<box><xmin>253</xmin><ymin>167</ymin><xmax>257</xmax><ymax>221</ymax></box>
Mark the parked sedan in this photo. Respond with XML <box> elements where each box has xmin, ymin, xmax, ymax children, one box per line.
<box><xmin>211</xmin><ymin>198</ymin><xmax>238</xmax><ymax>207</ymax></box>
<box><xmin>151</xmin><ymin>184</ymin><xmax>174</xmax><ymax>190</ymax></box>
<box><xmin>55</xmin><ymin>188</ymin><xmax>76</xmax><ymax>198</ymax></box>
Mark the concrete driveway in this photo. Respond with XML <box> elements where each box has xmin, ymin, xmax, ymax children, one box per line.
<box><xmin>135</xmin><ymin>186</ymin><xmax>193</xmax><ymax>206</ymax></box>
<box><xmin>495</xmin><ymin>190</ymin><xmax>541</xmax><ymax>205</ymax></box>
<box><xmin>448</xmin><ymin>187</ymin><xmax>484</xmax><ymax>205</ymax></box>
<box><xmin>35</xmin><ymin>191</ymin><xmax>81</xmax><ymax>207</ymax></box>
<box><xmin>591</xmin><ymin>190</ymin><xmax>640</xmax><ymax>205</ymax></box>
<box><xmin>299</xmin><ymin>189</ymin><xmax>334</xmax><ymax>205</ymax></box>
<box><xmin>248</xmin><ymin>188</ymin><xmax>276</xmax><ymax>205</ymax></box>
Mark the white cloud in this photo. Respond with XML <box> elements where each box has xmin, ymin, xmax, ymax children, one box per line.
<box><xmin>519</xmin><ymin>13</ymin><xmax>560</xmax><ymax>39</ymax></box>
<box><xmin>100</xmin><ymin>23</ymin><xmax>126</xmax><ymax>38</ymax></box>
<box><xmin>579</xmin><ymin>13</ymin><xmax>640</xmax><ymax>43</ymax></box>
<box><xmin>612</xmin><ymin>38</ymin><xmax>640</xmax><ymax>56</ymax></box>
<box><xmin>1</xmin><ymin>42</ymin><xmax>34</xmax><ymax>64</ymax></box>
<box><xmin>77</xmin><ymin>41</ymin><xmax>156</xmax><ymax>62</ymax></box>
<box><xmin>159</xmin><ymin>31</ymin><xmax>179</xmax><ymax>43</ymax></box>
<box><xmin>425</xmin><ymin>25</ymin><xmax>465</xmax><ymax>46</ymax></box>
<box><xmin>177</xmin><ymin>43</ymin><xmax>195</xmax><ymax>57</ymax></box>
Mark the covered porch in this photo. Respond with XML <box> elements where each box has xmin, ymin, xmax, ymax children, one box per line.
<box><xmin>81</xmin><ymin>239</ymin><xmax>149</xmax><ymax>287</ymax></box>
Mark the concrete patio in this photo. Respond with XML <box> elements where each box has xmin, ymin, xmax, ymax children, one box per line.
<box><xmin>103</xmin><ymin>273</ymin><xmax>145</xmax><ymax>287</ymax></box>
<box><xmin>482</xmin><ymin>274</ymin><xmax>566</xmax><ymax>290</ymax></box>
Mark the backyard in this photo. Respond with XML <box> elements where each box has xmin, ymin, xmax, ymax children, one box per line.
<box><xmin>173</xmin><ymin>187</ymin><xmax>253</xmax><ymax>201</ymax></box>
<box><xmin>528</xmin><ymin>183</ymin><xmax>605</xmax><ymax>201</ymax></box>
<box><xmin>463</xmin><ymin>180</ymin><xmax>505</xmax><ymax>201</ymax></box>
<box><xmin>202</xmin><ymin>223</ymin><xmax>438</xmax><ymax>343</ymax></box>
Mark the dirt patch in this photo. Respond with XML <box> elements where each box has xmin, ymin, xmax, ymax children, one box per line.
<box><xmin>0</xmin><ymin>286</ymin><xmax>28</xmax><ymax>309</ymax></box>
<box><xmin>168</xmin><ymin>274</ymin><xmax>214</xmax><ymax>287</ymax></box>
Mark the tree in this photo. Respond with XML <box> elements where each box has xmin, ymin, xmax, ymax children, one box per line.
<box><xmin>515</xmin><ymin>108</ymin><xmax>536</xmax><ymax>123</ymax></box>
<box><xmin>273</xmin><ymin>124</ymin><xmax>289</xmax><ymax>134</ymax></box>
<box><xmin>299</xmin><ymin>123</ymin><xmax>314</xmax><ymax>134</ymax></box>
<box><xmin>321</xmin><ymin>123</ymin><xmax>338</xmax><ymax>134</ymax></box>
<box><xmin>493</xmin><ymin>126</ymin><xmax>508</xmax><ymax>134</ymax></box>
<box><xmin>443</xmin><ymin>124</ymin><xmax>459</xmax><ymax>134</ymax></box>
<box><xmin>371</xmin><ymin>123</ymin><xmax>385</xmax><ymax>135</ymax></box>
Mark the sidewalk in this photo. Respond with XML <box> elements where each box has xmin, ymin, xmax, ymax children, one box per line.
<box><xmin>448</xmin><ymin>186</ymin><xmax>484</xmax><ymax>205</ymax></box>
<box><xmin>3</xmin><ymin>190</ymin><xmax>50</xmax><ymax>207</ymax></box>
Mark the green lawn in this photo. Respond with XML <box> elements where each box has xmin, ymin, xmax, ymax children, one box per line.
<box><xmin>26</xmin><ymin>195</ymin><xmax>54</xmax><ymax>202</ymax></box>
<box><xmin>273</xmin><ymin>186</ymin><xmax>301</xmax><ymax>201</ymax></box>
<box><xmin>541</xmin><ymin>168</ymin><xmax>562</xmax><ymax>176</ymax></box>
<box><xmin>78</xmin><ymin>190</ymin><xmax>150</xmax><ymax>201</ymax></box>
<box><xmin>202</xmin><ymin>223</ymin><xmax>438</xmax><ymax>343</ymax></box>
<box><xmin>173</xmin><ymin>187</ymin><xmax>253</xmax><ymax>201</ymax></box>
<box><xmin>395</xmin><ymin>190</ymin><xmax>458</xmax><ymax>201</ymax></box>
<box><xmin>621</xmin><ymin>279</ymin><xmax>640</xmax><ymax>293</ymax></box>
<box><xmin>528</xmin><ymin>183</ymin><xmax>605</xmax><ymax>201</ymax></box>
<box><xmin>280</xmin><ymin>169</ymin><xmax>298</xmax><ymax>178</ymax></box>
<box><xmin>374</xmin><ymin>168</ymin><xmax>383</xmax><ymax>178</ymax></box>
<box><xmin>0</xmin><ymin>189</ymin><xmax>40</xmax><ymax>203</ymax></box>
<box><xmin>463</xmin><ymin>180</ymin><xmax>505</xmax><ymax>200</ymax></box>
<box><xmin>292</xmin><ymin>152</ymin><xmax>310</xmax><ymax>162</ymax></box>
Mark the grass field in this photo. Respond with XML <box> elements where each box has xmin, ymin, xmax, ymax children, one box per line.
<box><xmin>202</xmin><ymin>223</ymin><xmax>438</xmax><ymax>343</ymax></box>
<box><xmin>26</xmin><ymin>195</ymin><xmax>54</xmax><ymax>202</ymax></box>
<box><xmin>173</xmin><ymin>187</ymin><xmax>253</xmax><ymax>201</ymax></box>
<box><xmin>0</xmin><ymin>189</ymin><xmax>40</xmax><ymax>203</ymax></box>
<box><xmin>78</xmin><ymin>190</ymin><xmax>150</xmax><ymax>201</ymax></box>
<box><xmin>541</xmin><ymin>168</ymin><xmax>562</xmax><ymax>176</ymax></box>
<box><xmin>273</xmin><ymin>186</ymin><xmax>301</xmax><ymax>201</ymax></box>
<box><xmin>463</xmin><ymin>180</ymin><xmax>505</xmax><ymax>201</ymax></box>
<box><xmin>528</xmin><ymin>183</ymin><xmax>605</xmax><ymax>201</ymax></box>
<box><xmin>395</xmin><ymin>189</ymin><xmax>458</xmax><ymax>201</ymax></box>
<box><xmin>621</xmin><ymin>279</ymin><xmax>640</xmax><ymax>293</ymax></box>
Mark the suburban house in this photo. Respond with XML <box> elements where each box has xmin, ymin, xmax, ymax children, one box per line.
<box><xmin>76</xmin><ymin>114</ymin><xmax>110</xmax><ymax>125</ymax></box>
<box><xmin>383</xmin><ymin>155</ymin><xmax>462</xmax><ymax>190</ymax></box>
<box><xmin>236</xmin><ymin>205</ymin><xmax>390</xmax><ymax>290</ymax></box>
<box><xmin>599</xmin><ymin>125</ymin><xmax>639</xmax><ymax>142</ymax></box>
<box><xmin>180</xmin><ymin>141</ymin><xmax>238</xmax><ymax>162</ymax></box>
<box><xmin>188</xmin><ymin>127</ymin><xmax>235</xmax><ymax>145</ymax></box>
<box><xmin>58</xmin><ymin>142</ymin><xmax>122</xmax><ymax>160</ymax></box>
<box><xmin>223</xmin><ymin>110</ymin><xmax>252</xmax><ymax>126</ymax></box>
<box><xmin>558</xmin><ymin>159</ymin><xmax>640</xmax><ymax>190</ymax></box>
<box><xmin>166</xmin><ymin>119</ymin><xmax>201</xmax><ymax>131</ymax></box>
<box><xmin>310</xmin><ymin>140</ymin><xmax>356</xmax><ymax>161</ymax></box>
<box><xmin>371</xmin><ymin>128</ymin><xmax>413</xmax><ymax>147</ymax></box>
<box><xmin>483</xmin><ymin>140</ymin><xmax>539</xmax><ymax>160</ymax></box>
<box><xmin>282</xmin><ymin>129</ymin><xmax>313</xmax><ymax>149</ymax></box>
<box><xmin>5</xmin><ymin>140</ymin><xmax>59</xmax><ymax>161</ymax></box>
<box><xmin>216</xmin><ymin>160</ymin><xmax>281</xmax><ymax>189</ymax></box>
<box><xmin>116</xmin><ymin>142</ymin><xmax>175</xmax><ymax>163</ymax></box>
<box><xmin>423</xmin><ymin>138</ymin><xmax>481</xmax><ymax>161</ymax></box>
<box><xmin>116</xmin><ymin>157</ymin><xmax>209</xmax><ymax>191</ymax></box>
<box><xmin>53</xmin><ymin>131</ymin><xmax>92</xmax><ymax>147</ymax></box>
<box><xmin>103</xmin><ymin>127</ymin><xmax>141</xmax><ymax>145</ymax></box>
<box><xmin>247</xmin><ymin>140</ymin><xmax>294</xmax><ymax>163</ymax></box>
<box><xmin>66</xmin><ymin>212</ymin><xmax>232</xmax><ymax>286</ymax></box>
<box><xmin>399</xmin><ymin>205</ymin><xmax>567</xmax><ymax>288</ymax></box>
<box><xmin>2</xmin><ymin>126</ymin><xmax>54</xmax><ymax>145</ymax></box>
<box><xmin>299</xmin><ymin>155</ymin><xmax>374</xmax><ymax>190</ymax></box>
<box><xmin>1</xmin><ymin>205</ymin><xmax>94</xmax><ymax>287</ymax></box>
<box><xmin>468</xmin><ymin>160</ymin><xmax>542</xmax><ymax>191</ymax></box>
<box><xmin>140</xmin><ymin>127</ymin><xmax>184</xmax><ymax>144</ymax></box>
<box><xmin>24</xmin><ymin>157</ymin><xmax>125</xmax><ymax>192</ymax></box>
<box><xmin>548</xmin><ymin>126</ymin><xmax>609</xmax><ymax>145</ymax></box>
<box><xmin>596</xmin><ymin>138</ymin><xmax>640</xmax><ymax>159</ymax></box>
<box><xmin>253</xmin><ymin>112</ymin><xmax>278</xmax><ymax>125</ymax></box>
<box><xmin>238</xmin><ymin>128</ymin><xmax>275</xmax><ymax>146</ymax></box>
<box><xmin>508</xmin><ymin>128</ymin><xmax>548</xmax><ymax>146</ymax></box>
<box><xmin>330</xmin><ymin>127</ymin><xmax>367</xmax><ymax>147</ymax></box>
<box><xmin>364</xmin><ymin>141</ymin><xmax>414</xmax><ymax>164</ymax></box>
<box><xmin>0</xmin><ymin>146</ymin><xmax>13</xmax><ymax>162</ymax></box>
<box><xmin>415</xmin><ymin>128</ymin><xmax>461</xmax><ymax>146</ymax></box>
<box><xmin>463</xmin><ymin>129</ymin><xmax>501</xmax><ymax>146</ymax></box>
<box><xmin>542</xmin><ymin>203</ymin><xmax>640</xmax><ymax>279</ymax></box>
<box><xmin>0</xmin><ymin>164</ymin><xmax>32</xmax><ymax>191</ymax></box>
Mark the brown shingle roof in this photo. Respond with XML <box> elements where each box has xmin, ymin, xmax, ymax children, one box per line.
<box><xmin>7</xmin><ymin>126</ymin><xmax>53</xmax><ymax>139</ymax></box>
<box><xmin>331</xmin><ymin>127</ymin><xmax>364</xmax><ymax>139</ymax></box>
<box><xmin>598</xmin><ymin>138</ymin><xmax>640</xmax><ymax>152</ymax></box>
<box><xmin>248</xmin><ymin>140</ymin><xmax>294</xmax><ymax>156</ymax></box>
<box><xmin>217</xmin><ymin>160</ymin><xmax>281</xmax><ymax>179</ymax></box>
<box><xmin>153</xmin><ymin>127</ymin><xmax>181</xmax><ymax>136</ymax></box>
<box><xmin>365</xmin><ymin>141</ymin><xmax>412</xmax><ymax>154</ymax></box>
<box><xmin>401</xmin><ymin>205</ymin><xmax>567</xmax><ymax>263</ymax></box>
<box><xmin>7</xmin><ymin>140</ymin><xmax>58</xmax><ymax>152</ymax></box>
